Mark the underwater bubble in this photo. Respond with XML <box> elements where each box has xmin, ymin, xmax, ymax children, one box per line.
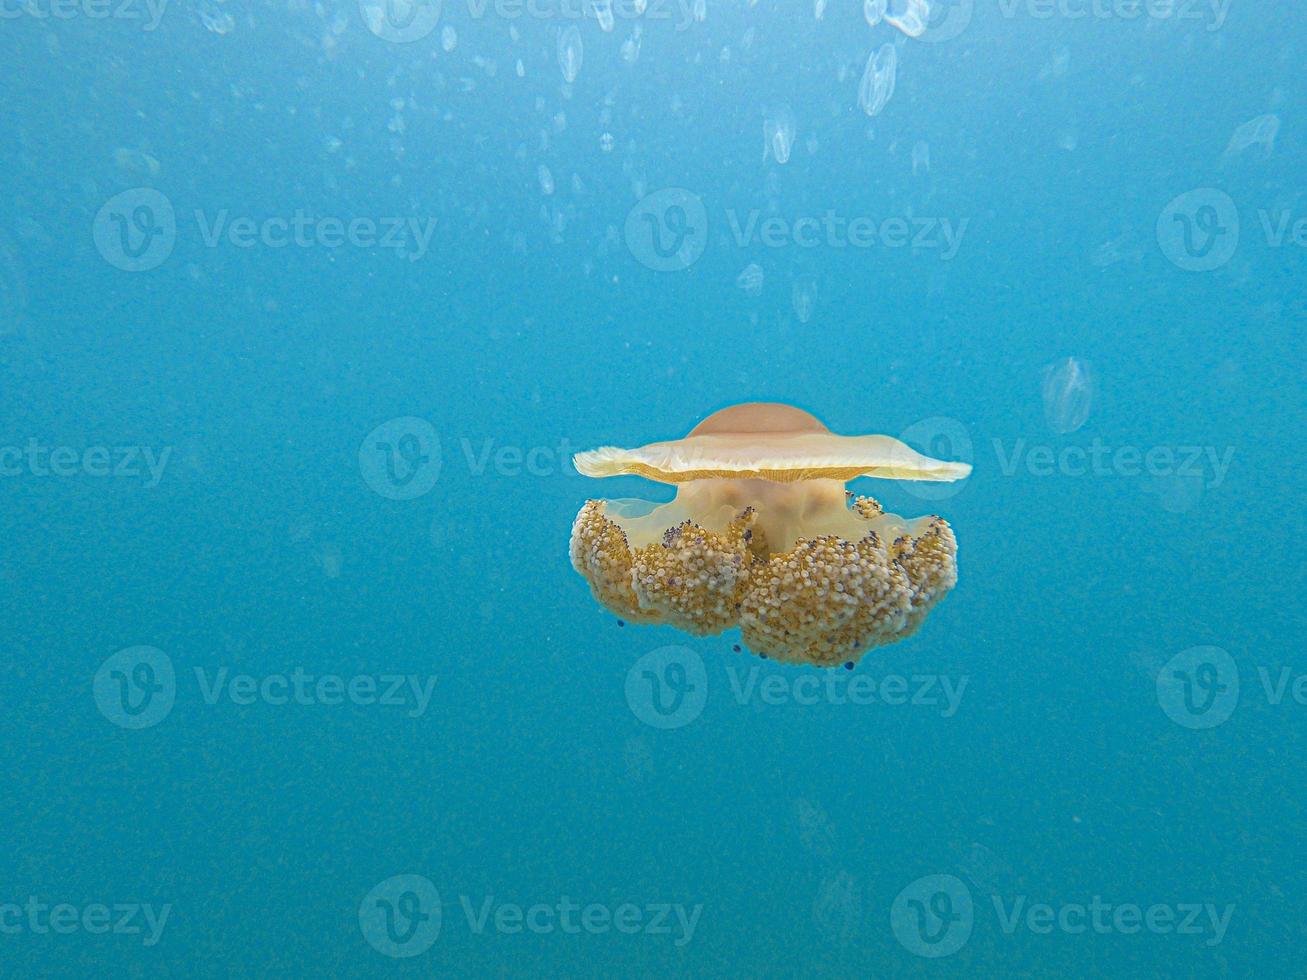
<box><xmin>955</xmin><ymin>840</ymin><xmax>1020</xmax><ymax>896</ymax></box>
<box><xmin>1042</xmin><ymin>357</ymin><xmax>1093</xmax><ymax>434</ymax></box>
<box><xmin>1222</xmin><ymin>113</ymin><xmax>1279</xmax><ymax>165</ymax></box>
<box><xmin>791</xmin><ymin>275</ymin><xmax>818</xmax><ymax>324</ymax></box>
<box><xmin>911</xmin><ymin>139</ymin><xmax>930</xmax><ymax>175</ymax></box>
<box><xmin>537</xmin><ymin>164</ymin><xmax>555</xmax><ymax>195</ymax></box>
<box><xmin>1090</xmin><ymin>232</ymin><xmax>1142</xmax><ymax>268</ymax></box>
<box><xmin>319</xmin><ymin>542</ymin><xmax>343</xmax><ymax>579</ymax></box>
<box><xmin>623</xmin><ymin>736</ymin><xmax>654</xmax><ymax>783</ymax></box>
<box><xmin>764</xmin><ymin>105</ymin><xmax>796</xmax><ymax>164</ymax></box>
<box><xmin>621</xmin><ymin>26</ymin><xmax>642</xmax><ymax>63</ymax></box>
<box><xmin>1041</xmin><ymin>45</ymin><xmax>1071</xmax><ymax>80</ymax></box>
<box><xmin>0</xmin><ymin>237</ymin><xmax>28</xmax><ymax>338</ymax></box>
<box><xmin>813</xmin><ymin>870</ymin><xmax>861</xmax><ymax>947</ymax></box>
<box><xmin>886</xmin><ymin>0</ymin><xmax>929</xmax><ymax>36</ymax></box>
<box><xmin>858</xmin><ymin>44</ymin><xmax>897</xmax><ymax>118</ymax></box>
<box><xmin>1146</xmin><ymin>473</ymin><xmax>1205</xmax><ymax>514</ymax></box>
<box><xmin>558</xmin><ymin>26</ymin><xmax>583</xmax><ymax>83</ymax></box>
<box><xmin>814</xmin><ymin>0</ymin><xmax>827</xmax><ymax>19</ymax></box>
<box><xmin>199</xmin><ymin>0</ymin><xmax>234</xmax><ymax>34</ymax></box>
<box><xmin>796</xmin><ymin>798</ymin><xmax>835</xmax><ymax>859</ymax></box>
<box><xmin>113</xmin><ymin>147</ymin><xmax>161</xmax><ymax>179</ymax></box>
<box><xmin>736</xmin><ymin>262</ymin><xmax>764</xmax><ymax>296</ymax></box>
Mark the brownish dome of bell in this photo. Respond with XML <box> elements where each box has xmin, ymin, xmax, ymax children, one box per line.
<box><xmin>687</xmin><ymin>402</ymin><xmax>829</xmax><ymax>437</ymax></box>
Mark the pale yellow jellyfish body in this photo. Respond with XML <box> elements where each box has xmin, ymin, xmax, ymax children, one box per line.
<box><xmin>569</xmin><ymin>403</ymin><xmax>971</xmax><ymax>668</ymax></box>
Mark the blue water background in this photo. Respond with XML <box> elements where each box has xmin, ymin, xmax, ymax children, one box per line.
<box><xmin>0</xmin><ymin>0</ymin><xmax>1304</xmax><ymax>974</ymax></box>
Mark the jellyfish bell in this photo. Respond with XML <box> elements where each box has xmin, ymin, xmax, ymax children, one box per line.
<box><xmin>575</xmin><ymin>403</ymin><xmax>968</xmax><ymax>552</ymax></box>
<box><xmin>569</xmin><ymin>403</ymin><xmax>970</xmax><ymax>668</ymax></box>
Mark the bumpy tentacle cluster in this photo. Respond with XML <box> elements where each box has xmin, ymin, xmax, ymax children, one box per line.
<box><xmin>569</xmin><ymin>496</ymin><xmax>959</xmax><ymax>667</ymax></box>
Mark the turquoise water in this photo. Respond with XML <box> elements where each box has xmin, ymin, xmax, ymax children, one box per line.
<box><xmin>2</xmin><ymin>0</ymin><xmax>1304</xmax><ymax>975</ymax></box>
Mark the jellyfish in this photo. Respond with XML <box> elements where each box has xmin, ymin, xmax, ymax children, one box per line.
<box><xmin>568</xmin><ymin>403</ymin><xmax>971</xmax><ymax>668</ymax></box>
